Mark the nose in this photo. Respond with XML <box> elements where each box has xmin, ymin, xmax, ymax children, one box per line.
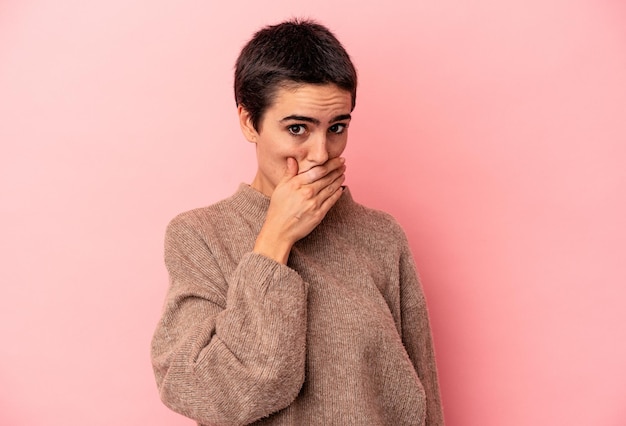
<box><xmin>307</xmin><ymin>133</ymin><xmax>329</xmax><ymax>165</ymax></box>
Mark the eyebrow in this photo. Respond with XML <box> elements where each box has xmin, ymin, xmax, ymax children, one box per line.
<box><xmin>280</xmin><ymin>114</ymin><xmax>352</xmax><ymax>125</ymax></box>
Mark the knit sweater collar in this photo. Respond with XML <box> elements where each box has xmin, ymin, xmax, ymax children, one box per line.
<box><xmin>230</xmin><ymin>183</ymin><xmax>355</xmax><ymax>224</ymax></box>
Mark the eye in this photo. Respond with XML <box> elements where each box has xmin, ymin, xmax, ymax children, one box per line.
<box><xmin>287</xmin><ymin>124</ymin><xmax>307</xmax><ymax>136</ymax></box>
<box><xmin>329</xmin><ymin>123</ymin><xmax>347</xmax><ymax>134</ymax></box>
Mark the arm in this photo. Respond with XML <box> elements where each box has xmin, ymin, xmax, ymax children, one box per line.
<box><xmin>151</xmin><ymin>157</ymin><xmax>346</xmax><ymax>424</ymax></box>
<box><xmin>151</xmin><ymin>217</ymin><xmax>308</xmax><ymax>425</ymax></box>
<box><xmin>399</xmin><ymin>242</ymin><xmax>445</xmax><ymax>426</ymax></box>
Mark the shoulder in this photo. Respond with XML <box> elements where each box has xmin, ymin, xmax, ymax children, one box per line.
<box><xmin>342</xmin><ymin>197</ymin><xmax>407</xmax><ymax>237</ymax></box>
<box><xmin>165</xmin><ymin>194</ymin><xmax>239</xmax><ymax>242</ymax></box>
<box><xmin>356</xmin><ymin>202</ymin><xmax>404</xmax><ymax>231</ymax></box>
<box><xmin>332</xmin><ymin>194</ymin><xmax>410</xmax><ymax>252</ymax></box>
<box><xmin>167</xmin><ymin>203</ymin><xmax>221</xmax><ymax>232</ymax></box>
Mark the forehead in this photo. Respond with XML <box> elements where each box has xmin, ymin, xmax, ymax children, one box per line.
<box><xmin>268</xmin><ymin>83</ymin><xmax>352</xmax><ymax>117</ymax></box>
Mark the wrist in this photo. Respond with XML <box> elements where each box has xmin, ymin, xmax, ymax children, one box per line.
<box><xmin>253</xmin><ymin>229</ymin><xmax>293</xmax><ymax>265</ymax></box>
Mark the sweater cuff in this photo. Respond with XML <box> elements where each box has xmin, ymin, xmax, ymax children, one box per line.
<box><xmin>228</xmin><ymin>252</ymin><xmax>307</xmax><ymax>299</ymax></box>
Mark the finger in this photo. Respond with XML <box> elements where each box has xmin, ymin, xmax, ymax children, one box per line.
<box><xmin>281</xmin><ymin>157</ymin><xmax>299</xmax><ymax>182</ymax></box>
<box><xmin>300</xmin><ymin>170</ymin><xmax>345</xmax><ymax>210</ymax></box>
<box><xmin>318</xmin><ymin>181</ymin><xmax>345</xmax><ymax>212</ymax></box>
<box><xmin>320</xmin><ymin>171</ymin><xmax>346</xmax><ymax>200</ymax></box>
<box><xmin>307</xmin><ymin>164</ymin><xmax>346</xmax><ymax>195</ymax></box>
<box><xmin>298</xmin><ymin>157</ymin><xmax>346</xmax><ymax>185</ymax></box>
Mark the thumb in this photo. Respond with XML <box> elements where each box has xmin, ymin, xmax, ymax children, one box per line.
<box><xmin>283</xmin><ymin>157</ymin><xmax>299</xmax><ymax>179</ymax></box>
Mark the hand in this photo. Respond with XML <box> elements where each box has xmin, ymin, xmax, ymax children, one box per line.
<box><xmin>253</xmin><ymin>157</ymin><xmax>346</xmax><ymax>264</ymax></box>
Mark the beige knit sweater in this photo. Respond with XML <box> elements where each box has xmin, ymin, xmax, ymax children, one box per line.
<box><xmin>151</xmin><ymin>184</ymin><xmax>444</xmax><ymax>425</ymax></box>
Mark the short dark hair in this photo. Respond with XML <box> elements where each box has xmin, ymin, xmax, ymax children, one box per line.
<box><xmin>234</xmin><ymin>18</ymin><xmax>358</xmax><ymax>131</ymax></box>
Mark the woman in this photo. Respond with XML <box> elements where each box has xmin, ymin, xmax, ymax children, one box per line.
<box><xmin>151</xmin><ymin>19</ymin><xmax>444</xmax><ymax>426</ymax></box>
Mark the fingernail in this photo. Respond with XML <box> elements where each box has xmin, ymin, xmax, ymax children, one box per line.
<box><xmin>339</xmin><ymin>157</ymin><xmax>346</xmax><ymax>163</ymax></box>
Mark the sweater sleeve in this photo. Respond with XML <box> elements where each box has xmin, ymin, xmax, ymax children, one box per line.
<box><xmin>398</xmin><ymin>241</ymin><xmax>445</xmax><ymax>426</ymax></box>
<box><xmin>151</xmin><ymin>215</ymin><xmax>308</xmax><ymax>425</ymax></box>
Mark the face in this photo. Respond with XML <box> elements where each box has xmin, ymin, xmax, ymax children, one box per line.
<box><xmin>238</xmin><ymin>83</ymin><xmax>352</xmax><ymax>196</ymax></box>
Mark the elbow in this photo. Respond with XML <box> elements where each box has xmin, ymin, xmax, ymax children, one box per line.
<box><xmin>158</xmin><ymin>376</ymin><xmax>243</xmax><ymax>426</ymax></box>
<box><xmin>233</xmin><ymin>355</ymin><xmax>306</xmax><ymax>423</ymax></box>
<box><xmin>155</xmin><ymin>359</ymin><xmax>305</xmax><ymax>425</ymax></box>
<box><xmin>250</xmin><ymin>357</ymin><xmax>306</xmax><ymax>415</ymax></box>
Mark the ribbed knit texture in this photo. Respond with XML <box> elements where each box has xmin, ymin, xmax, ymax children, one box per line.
<box><xmin>151</xmin><ymin>184</ymin><xmax>444</xmax><ymax>425</ymax></box>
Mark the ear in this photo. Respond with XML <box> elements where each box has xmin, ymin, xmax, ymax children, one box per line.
<box><xmin>237</xmin><ymin>105</ymin><xmax>258</xmax><ymax>143</ymax></box>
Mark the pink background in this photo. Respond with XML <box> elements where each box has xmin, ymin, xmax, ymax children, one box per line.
<box><xmin>1</xmin><ymin>0</ymin><xmax>625</xmax><ymax>425</ymax></box>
